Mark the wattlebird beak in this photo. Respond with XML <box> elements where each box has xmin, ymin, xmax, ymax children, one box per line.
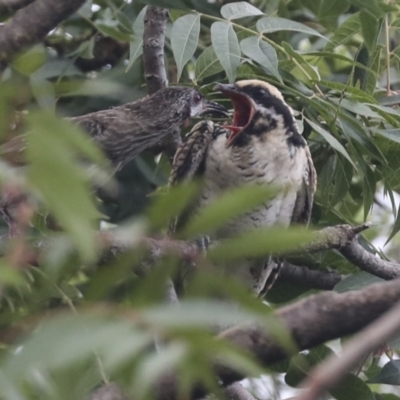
<box><xmin>199</xmin><ymin>98</ymin><xmax>229</xmax><ymax>117</ymax></box>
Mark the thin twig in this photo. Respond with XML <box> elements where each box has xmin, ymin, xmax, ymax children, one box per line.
<box><xmin>295</xmin><ymin>298</ymin><xmax>400</xmax><ymax>400</ymax></box>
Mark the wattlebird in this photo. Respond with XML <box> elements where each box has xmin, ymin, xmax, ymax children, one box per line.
<box><xmin>70</xmin><ymin>86</ymin><xmax>228</xmax><ymax>170</ymax></box>
<box><xmin>169</xmin><ymin>80</ymin><xmax>316</xmax><ymax>295</ymax></box>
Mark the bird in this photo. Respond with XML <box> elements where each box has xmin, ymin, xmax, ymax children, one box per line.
<box><xmin>70</xmin><ymin>86</ymin><xmax>228</xmax><ymax>170</ymax></box>
<box><xmin>168</xmin><ymin>79</ymin><xmax>316</xmax><ymax>296</ymax></box>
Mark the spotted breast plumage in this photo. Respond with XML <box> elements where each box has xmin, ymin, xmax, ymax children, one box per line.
<box><xmin>169</xmin><ymin>79</ymin><xmax>316</xmax><ymax>295</ymax></box>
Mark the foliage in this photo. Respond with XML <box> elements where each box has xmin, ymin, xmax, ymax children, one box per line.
<box><xmin>1</xmin><ymin>0</ymin><xmax>400</xmax><ymax>399</ymax></box>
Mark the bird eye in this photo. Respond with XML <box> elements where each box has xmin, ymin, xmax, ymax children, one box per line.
<box><xmin>254</xmin><ymin>88</ymin><xmax>267</xmax><ymax>97</ymax></box>
<box><xmin>193</xmin><ymin>92</ymin><xmax>202</xmax><ymax>103</ymax></box>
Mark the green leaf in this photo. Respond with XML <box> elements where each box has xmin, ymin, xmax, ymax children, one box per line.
<box><xmin>144</xmin><ymin>299</ymin><xmax>263</xmax><ymax>328</ymax></box>
<box><xmin>337</xmin><ymin>113</ymin><xmax>386</xmax><ymax>163</ymax></box>
<box><xmin>306</xmin><ymin>119</ymin><xmax>356</xmax><ymax>168</ymax></box>
<box><xmin>132</xmin><ymin>343</ymin><xmax>188</xmax><ymax>399</ymax></box>
<box><xmin>221</xmin><ymin>2</ymin><xmax>264</xmax><ymax>20</ymax></box>
<box><xmin>257</xmin><ymin>17</ymin><xmax>328</xmax><ymax>40</ymax></box>
<box><xmin>324</xmin><ymin>13</ymin><xmax>361</xmax><ymax>51</ymax></box>
<box><xmin>285</xmin><ymin>345</ymin><xmax>334</xmax><ymax>387</ymax></box>
<box><xmin>211</xmin><ymin>21</ymin><xmax>241</xmax><ymax>83</ymax></box>
<box><xmin>12</xmin><ymin>45</ymin><xmax>46</xmax><ymax>76</ymax></box>
<box><xmin>374</xmin><ymin>129</ymin><xmax>400</xmax><ymax>144</ymax></box>
<box><xmin>171</xmin><ymin>14</ymin><xmax>201</xmax><ymax>81</ymax></box>
<box><xmin>334</xmin><ymin>272</ymin><xmax>384</xmax><ymax>293</ymax></box>
<box><xmin>281</xmin><ymin>42</ymin><xmax>320</xmax><ymax>82</ymax></box>
<box><xmin>318</xmin><ymin>0</ymin><xmax>350</xmax><ymax>22</ymax></box>
<box><xmin>209</xmin><ymin>227</ymin><xmax>315</xmax><ymax>262</ymax></box>
<box><xmin>26</xmin><ymin>112</ymin><xmax>104</xmax><ymax>261</ymax></box>
<box><xmin>330</xmin><ymin>373</ymin><xmax>374</xmax><ymax>400</ymax></box>
<box><xmin>317</xmin><ymin>79</ymin><xmax>377</xmax><ymax>103</ymax></box>
<box><xmin>359</xmin><ymin>11</ymin><xmax>381</xmax><ymax>54</ymax></box>
<box><xmin>331</xmin><ymin>155</ymin><xmax>353</xmax><ymax>206</ymax></box>
<box><xmin>365</xmin><ymin>47</ymin><xmax>381</xmax><ymax>94</ymax></box>
<box><xmin>363</xmin><ymin>164</ymin><xmax>376</xmax><ymax>218</ymax></box>
<box><xmin>95</xmin><ymin>22</ymin><xmax>132</xmax><ymax>41</ymax></box>
<box><xmin>348</xmin><ymin>0</ymin><xmax>389</xmax><ymax>18</ymax></box>
<box><xmin>125</xmin><ymin>6</ymin><xmax>147</xmax><ymax>72</ymax></box>
<box><xmin>3</xmin><ymin>314</ymin><xmax>152</xmax><ymax>379</ymax></box>
<box><xmin>386</xmin><ymin>202</ymin><xmax>400</xmax><ymax>244</ymax></box>
<box><xmin>182</xmin><ymin>185</ymin><xmax>278</xmax><ymax>238</ymax></box>
<box><xmin>195</xmin><ymin>45</ymin><xmax>224</xmax><ymax>81</ymax></box>
<box><xmin>147</xmin><ymin>182</ymin><xmax>200</xmax><ymax>230</ymax></box>
<box><xmin>369</xmin><ymin>360</ymin><xmax>400</xmax><ymax>385</ymax></box>
<box><xmin>240</xmin><ymin>36</ymin><xmax>281</xmax><ymax>82</ymax></box>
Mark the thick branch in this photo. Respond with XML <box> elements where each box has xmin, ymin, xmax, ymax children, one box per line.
<box><xmin>142</xmin><ymin>6</ymin><xmax>168</xmax><ymax>95</ymax></box>
<box><xmin>280</xmin><ymin>262</ymin><xmax>343</xmax><ymax>290</ymax></box>
<box><xmin>340</xmin><ymin>237</ymin><xmax>400</xmax><ymax>279</ymax></box>
<box><xmin>0</xmin><ymin>0</ymin><xmax>34</xmax><ymax>14</ymax></box>
<box><xmin>296</xmin><ymin>299</ymin><xmax>400</xmax><ymax>400</ymax></box>
<box><xmin>153</xmin><ymin>278</ymin><xmax>400</xmax><ymax>400</ymax></box>
<box><xmin>0</xmin><ymin>0</ymin><xmax>86</xmax><ymax>70</ymax></box>
<box><xmin>142</xmin><ymin>6</ymin><xmax>181</xmax><ymax>162</ymax></box>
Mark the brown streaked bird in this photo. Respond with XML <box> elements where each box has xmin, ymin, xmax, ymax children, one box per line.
<box><xmin>169</xmin><ymin>79</ymin><xmax>316</xmax><ymax>296</ymax></box>
<box><xmin>0</xmin><ymin>87</ymin><xmax>227</xmax><ymax>170</ymax></box>
<box><xmin>70</xmin><ymin>86</ymin><xmax>228</xmax><ymax>170</ymax></box>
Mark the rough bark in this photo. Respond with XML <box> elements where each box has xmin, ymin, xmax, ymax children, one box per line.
<box><xmin>0</xmin><ymin>0</ymin><xmax>35</xmax><ymax>14</ymax></box>
<box><xmin>0</xmin><ymin>0</ymin><xmax>86</xmax><ymax>70</ymax></box>
<box><xmin>142</xmin><ymin>6</ymin><xmax>181</xmax><ymax>163</ymax></box>
<box><xmin>152</xmin><ymin>278</ymin><xmax>400</xmax><ymax>400</ymax></box>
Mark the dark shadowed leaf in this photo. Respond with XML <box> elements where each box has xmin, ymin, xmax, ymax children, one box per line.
<box><xmin>369</xmin><ymin>360</ymin><xmax>400</xmax><ymax>385</ymax></box>
<box><xmin>330</xmin><ymin>373</ymin><xmax>374</xmax><ymax>400</ymax></box>
<box><xmin>334</xmin><ymin>272</ymin><xmax>384</xmax><ymax>293</ymax></box>
<box><xmin>285</xmin><ymin>345</ymin><xmax>334</xmax><ymax>387</ymax></box>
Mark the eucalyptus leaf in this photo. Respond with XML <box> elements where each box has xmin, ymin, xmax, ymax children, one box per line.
<box><xmin>257</xmin><ymin>17</ymin><xmax>328</xmax><ymax>40</ymax></box>
<box><xmin>221</xmin><ymin>2</ymin><xmax>264</xmax><ymax>20</ymax></box>
<box><xmin>171</xmin><ymin>14</ymin><xmax>201</xmax><ymax>81</ymax></box>
<box><xmin>211</xmin><ymin>21</ymin><xmax>241</xmax><ymax>83</ymax></box>
<box><xmin>240</xmin><ymin>36</ymin><xmax>281</xmax><ymax>82</ymax></box>
<box><xmin>195</xmin><ymin>45</ymin><xmax>224</xmax><ymax>81</ymax></box>
<box><xmin>126</xmin><ymin>6</ymin><xmax>147</xmax><ymax>72</ymax></box>
<box><xmin>369</xmin><ymin>360</ymin><xmax>400</xmax><ymax>385</ymax></box>
<box><xmin>324</xmin><ymin>13</ymin><xmax>361</xmax><ymax>51</ymax></box>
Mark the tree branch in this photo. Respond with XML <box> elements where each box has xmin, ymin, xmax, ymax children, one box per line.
<box><xmin>142</xmin><ymin>6</ymin><xmax>168</xmax><ymax>95</ymax></box>
<box><xmin>153</xmin><ymin>278</ymin><xmax>400</xmax><ymax>400</ymax></box>
<box><xmin>0</xmin><ymin>0</ymin><xmax>86</xmax><ymax>70</ymax></box>
<box><xmin>295</xmin><ymin>298</ymin><xmax>400</xmax><ymax>400</ymax></box>
<box><xmin>279</xmin><ymin>262</ymin><xmax>343</xmax><ymax>290</ymax></box>
<box><xmin>339</xmin><ymin>237</ymin><xmax>400</xmax><ymax>279</ymax></box>
<box><xmin>142</xmin><ymin>6</ymin><xmax>181</xmax><ymax>163</ymax></box>
<box><xmin>0</xmin><ymin>0</ymin><xmax>35</xmax><ymax>14</ymax></box>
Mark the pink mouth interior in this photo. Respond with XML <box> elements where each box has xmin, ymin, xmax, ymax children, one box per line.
<box><xmin>220</xmin><ymin>90</ymin><xmax>255</xmax><ymax>141</ymax></box>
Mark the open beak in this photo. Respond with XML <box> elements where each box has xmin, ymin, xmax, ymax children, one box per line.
<box><xmin>214</xmin><ymin>83</ymin><xmax>256</xmax><ymax>147</ymax></box>
<box><xmin>199</xmin><ymin>98</ymin><xmax>229</xmax><ymax>117</ymax></box>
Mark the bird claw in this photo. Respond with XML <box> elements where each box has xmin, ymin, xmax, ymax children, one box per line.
<box><xmin>192</xmin><ymin>235</ymin><xmax>211</xmax><ymax>256</ymax></box>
